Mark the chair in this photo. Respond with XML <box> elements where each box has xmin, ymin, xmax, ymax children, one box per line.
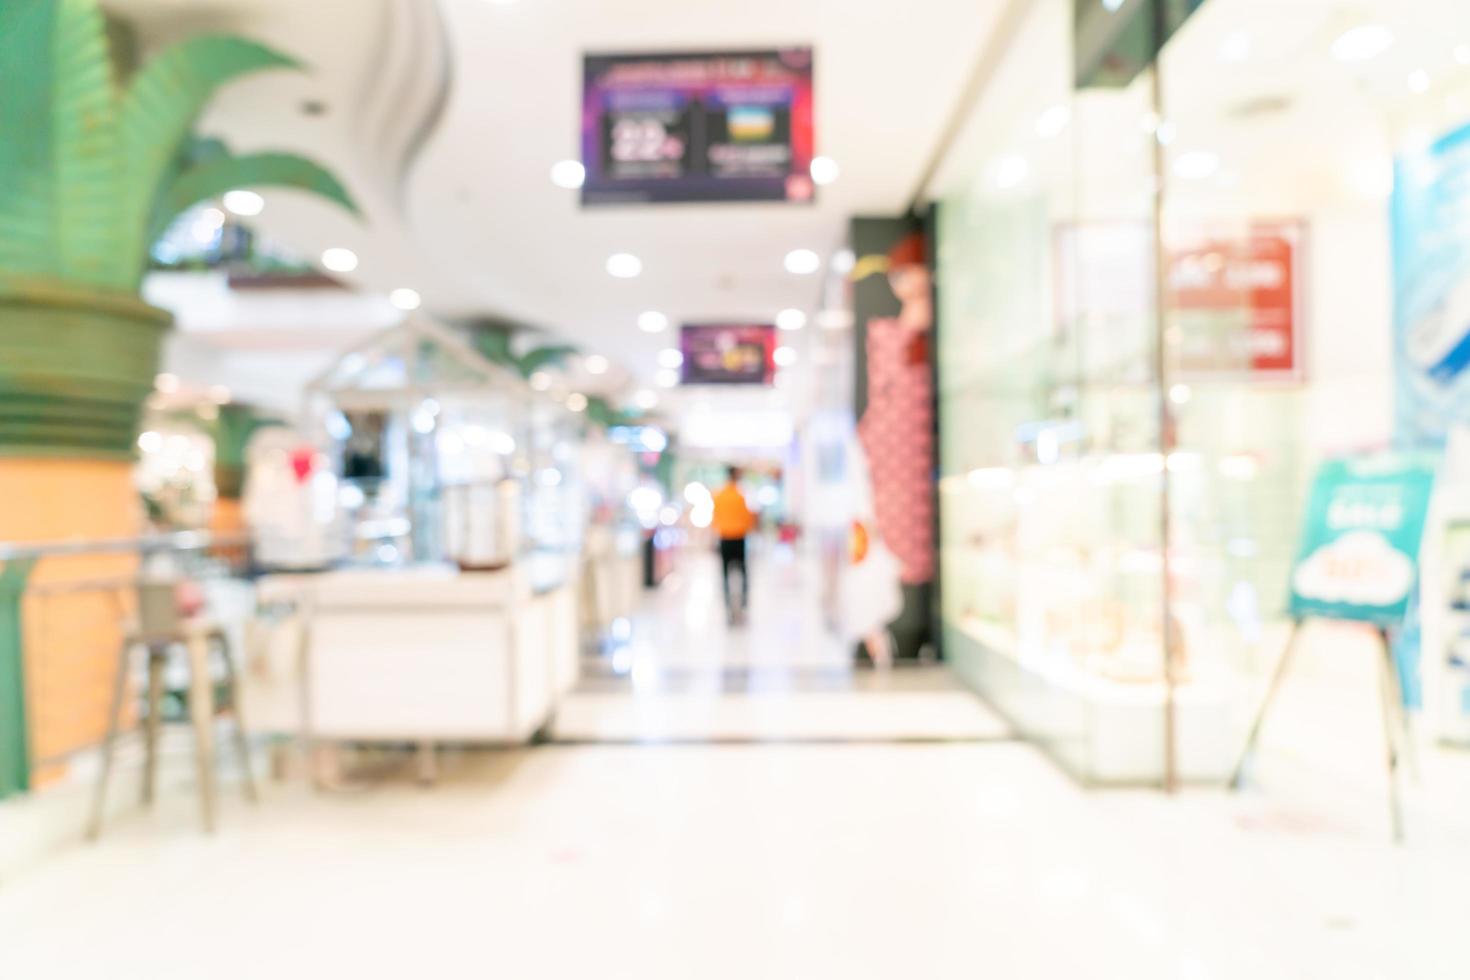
<box><xmin>88</xmin><ymin>577</ymin><xmax>257</xmax><ymax>837</ymax></box>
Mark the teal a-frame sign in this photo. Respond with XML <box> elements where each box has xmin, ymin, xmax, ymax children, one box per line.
<box><xmin>1237</xmin><ymin>453</ymin><xmax>1438</xmax><ymax>841</ymax></box>
<box><xmin>1288</xmin><ymin>454</ymin><xmax>1437</xmax><ymax>625</ymax></box>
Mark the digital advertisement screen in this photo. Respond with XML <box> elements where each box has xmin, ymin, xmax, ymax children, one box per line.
<box><xmin>581</xmin><ymin>48</ymin><xmax>815</xmax><ymax>206</ymax></box>
<box><xmin>680</xmin><ymin>324</ymin><xmax>776</xmax><ymax>385</ymax></box>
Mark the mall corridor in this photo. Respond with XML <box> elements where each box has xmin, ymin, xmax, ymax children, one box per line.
<box><xmin>7</xmin><ymin>0</ymin><xmax>1470</xmax><ymax>975</ymax></box>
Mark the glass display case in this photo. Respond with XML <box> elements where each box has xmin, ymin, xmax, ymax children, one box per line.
<box><xmin>306</xmin><ymin>316</ymin><xmax>575</xmax><ymax>568</ymax></box>
<box><xmin>935</xmin><ymin>0</ymin><xmax>1470</xmax><ymax>785</ymax></box>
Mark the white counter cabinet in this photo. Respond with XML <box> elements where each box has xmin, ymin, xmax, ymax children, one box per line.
<box><xmin>247</xmin><ymin>563</ymin><xmax>578</xmax><ymax>746</ymax></box>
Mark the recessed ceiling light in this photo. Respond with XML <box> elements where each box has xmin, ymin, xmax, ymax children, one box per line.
<box><xmin>830</xmin><ymin>249</ymin><xmax>856</xmax><ymax>275</ymax></box>
<box><xmin>529</xmin><ymin>371</ymin><xmax>552</xmax><ymax>391</ymax></box>
<box><xmin>991</xmin><ymin>153</ymin><xmax>1029</xmax><ymax>190</ymax></box>
<box><xmin>1457</xmin><ymin>44</ymin><xmax>1470</xmax><ymax>66</ymax></box>
<box><xmin>1102</xmin><ymin>0</ymin><xmax>1124</xmax><ymax>10</ymax></box>
<box><xmin>816</xmin><ymin>309</ymin><xmax>854</xmax><ymax>330</ymax></box>
<box><xmin>773</xmin><ymin>346</ymin><xmax>798</xmax><ymax>368</ymax></box>
<box><xmin>606</xmin><ymin>252</ymin><xmax>642</xmax><ymax>278</ymax></box>
<box><xmin>1408</xmin><ymin>70</ymin><xmax>1431</xmax><ymax>94</ymax></box>
<box><xmin>550</xmin><ymin>159</ymin><xmax>585</xmax><ymax>189</ymax></box>
<box><xmin>222</xmin><ymin>190</ymin><xmax>264</xmax><ymax>217</ymax></box>
<box><xmin>809</xmin><ymin>156</ymin><xmax>840</xmax><ymax>185</ymax></box>
<box><xmin>655</xmin><ymin>368</ymin><xmax>680</xmax><ymax>388</ymax></box>
<box><xmin>657</xmin><ymin>348</ymin><xmax>684</xmax><ymax>369</ymax></box>
<box><xmin>321</xmin><ymin>247</ymin><xmax>358</xmax><ymax>273</ymax></box>
<box><xmin>1173</xmin><ymin>150</ymin><xmax>1220</xmax><ymax>180</ymax></box>
<box><xmin>638</xmin><ymin>311</ymin><xmax>669</xmax><ymax>333</ymax></box>
<box><xmin>389</xmin><ymin>287</ymin><xmax>421</xmax><ymax>310</ymax></box>
<box><xmin>566</xmin><ymin>392</ymin><xmax>588</xmax><ymax>412</ymax></box>
<box><xmin>584</xmin><ymin>354</ymin><xmax>609</xmax><ymax>375</ymax></box>
<box><xmin>784</xmin><ymin>249</ymin><xmax>820</xmax><ymax>275</ymax></box>
<box><xmin>633</xmin><ymin>388</ymin><xmax>659</xmax><ymax>411</ymax></box>
<box><xmin>776</xmin><ymin>308</ymin><xmax>807</xmax><ymax>331</ymax></box>
<box><xmin>1035</xmin><ymin>105</ymin><xmax>1070</xmax><ymax>139</ymax></box>
<box><xmin>1331</xmin><ymin>24</ymin><xmax>1394</xmax><ymax>63</ymax></box>
<box><xmin>1218</xmin><ymin>31</ymin><xmax>1251</xmax><ymax>63</ymax></box>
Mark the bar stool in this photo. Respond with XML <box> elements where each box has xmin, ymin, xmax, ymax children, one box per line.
<box><xmin>89</xmin><ymin>578</ymin><xmax>257</xmax><ymax>838</ymax></box>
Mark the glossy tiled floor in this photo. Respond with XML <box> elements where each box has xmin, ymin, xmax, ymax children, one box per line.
<box><xmin>3</xmin><ymin>544</ymin><xmax>1470</xmax><ymax>978</ymax></box>
<box><xmin>552</xmin><ymin>543</ymin><xmax>1010</xmax><ymax>743</ymax></box>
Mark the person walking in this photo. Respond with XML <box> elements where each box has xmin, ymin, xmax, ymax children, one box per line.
<box><xmin>712</xmin><ymin>466</ymin><xmax>756</xmax><ymax>623</ymax></box>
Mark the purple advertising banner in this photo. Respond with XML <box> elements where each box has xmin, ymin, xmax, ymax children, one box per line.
<box><xmin>680</xmin><ymin>324</ymin><xmax>776</xmax><ymax>385</ymax></box>
<box><xmin>581</xmin><ymin>49</ymin><xmax>815</xmax><ymax>206</ymax></box>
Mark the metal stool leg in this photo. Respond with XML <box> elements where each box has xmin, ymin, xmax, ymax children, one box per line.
<box><xmin>140</xmin><ymin>649</ymin><xmax>164</xmax><ymax>806</ymax></box>
<box><xmin>214</xmin><ymin>630</ymin><xmax>258</xmax><ymax>803</ymax></box>
<box><xmin>184</xmin><ymin>625</ymin><xmax>217</xmax><ymax>833</ymax></box>
<box><xmin>88</xmin><ymin>639</ymin><xmax>133</xmax><ymax>840</ymax></box>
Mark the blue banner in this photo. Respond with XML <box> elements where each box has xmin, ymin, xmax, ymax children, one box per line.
<box><xmin>1393</xmin><ymin>120</ymin><xmax>1470</xmax><ymax>448</ymax></box>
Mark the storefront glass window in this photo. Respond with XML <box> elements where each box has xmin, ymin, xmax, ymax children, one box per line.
<box><xmin>938</xmin><ymin>0</ymin><xmax>1470</xmax><ymax>785</ymax></box>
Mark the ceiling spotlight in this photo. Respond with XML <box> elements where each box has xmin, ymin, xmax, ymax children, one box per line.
<box><xmin>633</xmin><ymin>388</ymin><xmax>659</xmax><ymax>411</ymax></box>
<box><xmin>816</xmin><ymin>309</ymin><xmax>854</xmax><ymax>330</ymax></box>
<box><xmin>529</xmin><ymin>371</ymin><xmax>552</xmax><ymax>392</ymax></box>
<box><xmin>1034</xmin><ymin>105</ymin><xmax>1070</xmax><ymax>139</ymax></box>
<box><xmin>638</xmin><ymin>311</ymin><xmax>669</xmax><ymax>333</ymax></box>
<box><xmin>657</xmin><ymin>348</ymin><xmax>684</xmax><ymax>369</ymax></box>
<box><xmin>389</xmin><ymin>287</ymin><xmax>421</xmax><ymax>311</ymax></box>
<box><xmin>830</xmin><ymin>249</ymin><xmax>856</xmax><ymax>275</ymax></box>
<box><xmin>1408</xmin><ymin>70</ymin><xmax>1431</xmax><ymax>94</ymax></box>
<box><xmin>1172</xmin><ymin>150</ymin><xmax>1220</xmax><ymax>180</ymax></box>
<box><xmin>655</xmin><ymin>368</ymin><xmax>680</xmax><ymax>388</ymax></box>
<box><xmin>776</xmin><ymin>308</ymin><xmax>807</xmax><ymax>331</ymax></box>
<box><xmin>222</xmin><ymin>190</ymin><xmax>264</xmax><ymax>217</ymax></box>
<box><xmin>606</xmin><ymin>252</ymin><xmax>642</xmax><ymax>278</ymax></box>
<box><xmin>321</xmin><ymin>247</ymin><xmax>358</xmax><ymax>273</ymax></box>
<box><xmin>550</xmin><ymin>159</ymin><xmax>586</xmax><ymax>189</ymax></box>
<box><xmin>773</xmin><ymin>346</ymin><xmax>798</xmax><ymax>368</ymax></box>
<box><xmin>784</xmin><ymin>248</ymin><xmax>820</xmax><ymax>275</ymax></box>
<box><xmin>584</xmin><ymin>354</ymin><xmax>609</xmax><ymax>375</ymax></box>
<box><xmin>1331</xmin><ymin>24</ymin><xmax>1394</xmax><ymax>63</ymax></box>
<box><xmin>809</xmin><ymin>156</ymin><xmax>840</xmax><ymax>185</ymax></box>
<box><xmin>991</xmin><ymin>153</ymin><xmax>1029</xmax><ymax>190</ymax></box>
<box><xmin>566</xmin><ymin>392</ymin><xmax>588</xmax><ymax>412</ymax></box>
<box><xmin>1217</xmin><ymin>31</ymin><xmax>1251</xmax><ymax>63</ymax></box>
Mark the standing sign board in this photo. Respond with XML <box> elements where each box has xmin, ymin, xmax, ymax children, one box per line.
<box><xmin>581</xmin><ymin>49</ymin><xmax>815</xmax><ymax>206</ymax></box>
<box><xmin>1288</xmin><ymin>454</ymin><xmax>1437</xmax><ymax>625</ymax></box>
<box><xmin>1238</xmin><ymin>453</ymin><xmax>1437</xmax><ymax>840</ymax></box>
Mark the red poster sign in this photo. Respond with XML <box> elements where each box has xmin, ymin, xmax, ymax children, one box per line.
<box><xmin>1168</xmin><ymin>223</ymin><xmax>1302</xmax><ymax>379</ymax></box>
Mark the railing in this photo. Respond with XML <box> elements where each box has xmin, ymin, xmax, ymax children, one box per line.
<box><xmin>0</xmin><ymin>531</ymin><xmax>250</xmax><ymax>799</ymax></box>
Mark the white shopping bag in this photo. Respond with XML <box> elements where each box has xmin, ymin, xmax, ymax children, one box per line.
<box><xmin>835</xmin><ymin>437</ymin><xmax>904</xmax><ymax>642</ymax></box>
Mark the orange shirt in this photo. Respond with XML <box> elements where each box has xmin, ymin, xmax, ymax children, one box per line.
<box><xmin>712</xmin><ymin>483</ymin><xmax>755</xmax><ymax>540</ymax></box>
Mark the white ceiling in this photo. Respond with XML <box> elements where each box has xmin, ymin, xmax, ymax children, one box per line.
<box><xmin>115</xmin><ymin>0</ymin><xmax>1008</xmax><ymax>400</ymax></box>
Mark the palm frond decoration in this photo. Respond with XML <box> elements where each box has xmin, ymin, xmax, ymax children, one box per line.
<box><xmin>0</xmin><ymin>0</ymin><xmax>358</xmax><ymax>294</ymax></box>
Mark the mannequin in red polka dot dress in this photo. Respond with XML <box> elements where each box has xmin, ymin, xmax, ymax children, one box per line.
<box><xmin>857</xmin><ymin>232</ymin><xmax>936</xmax><ymax>636</ymax></box>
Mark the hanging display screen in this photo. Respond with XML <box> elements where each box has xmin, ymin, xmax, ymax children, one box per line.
<box><xmin>680</xmin><ymin>324</ymin><xmax>776</xmax><ymax>385</ymax></box>
<box><xmin>581</xmin><ymin>48</ymin><xmax>815</xmax><ymax>205</ymax></box>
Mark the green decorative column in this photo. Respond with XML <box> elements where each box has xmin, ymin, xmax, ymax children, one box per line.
<box><xmin>0</xmin><ymin>559</ymin><xmax>35</xmax><ymax>799</ymax></box>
